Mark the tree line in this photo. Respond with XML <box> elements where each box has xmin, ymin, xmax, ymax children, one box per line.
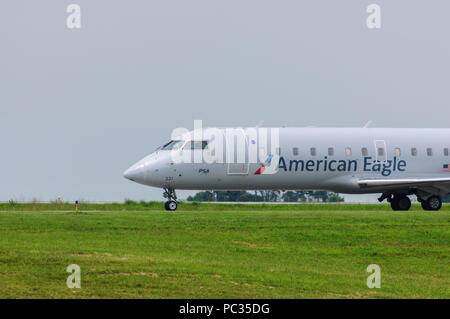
<box><xmin>186</xmin><ymin>191</ymin><xmax>344</xmax><ymax>203</ymax></box>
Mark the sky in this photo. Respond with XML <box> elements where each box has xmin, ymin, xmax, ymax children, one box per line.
<box><xmin>1</xmin><ymin>1</ymin><xmax>450</xmax><ymax>202</ymax></box>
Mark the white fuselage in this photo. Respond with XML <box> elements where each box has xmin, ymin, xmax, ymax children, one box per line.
<box><xmin>124</xmin><ymin>127</ymin><xmax>450</xmax><ymax>195</ymax></box>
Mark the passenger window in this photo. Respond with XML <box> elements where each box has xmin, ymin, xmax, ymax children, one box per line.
<box><xmin>361</xmin><ymin>147</ymin><xmax>368</xmax><ymax>156</ymax></box>
<box><xmin>184</xmin><ymin>141</ymin><xmax>208</xmax><ymax>150</ymax></box>
<box><xmin>345</xmin><ymin>147</ymin><xmax>352</xmax><ymax>156</ymax></box>
<box><xmin>394</xmin><ymin>148</ymin><xmax>401</xmax><ymax>157</ymax></box>
<box><xmin>427</xmin><ymin>148</ymin><xmax>433</xmax><ymax>156</ymax></box>
<box><xmin>377</xmin><ymin>148</ymin><xmax>385</xmax><ymax>157</ymax></box>
<box><xmin>293</xmin><ymin>148</ymin><xmax>299</xmax><ymax>156</ymax></box>
<box><xmin>328</xmin><ymin>147</ymin><xmax>334</xmax><ymax>156</ymax></box>
<box><xmin>444</xmin><ymin>148</ymin><xmax>449</xmax><ymax>156</ymax></box>
<box><xmin>310</xmin><ymin>148</ymin><xmax>317</xmax><ymax>156</ymax></box>
<box><xmin>411</xmin><ymin>148</ymin><xmax>417</xmax><ymax>156</ymax></box>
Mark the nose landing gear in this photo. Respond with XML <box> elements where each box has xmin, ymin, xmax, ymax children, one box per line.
<box><xmin>163</xmin><ymin>188</ymin><xmax>178</xmax><ymax>211</ymax></box>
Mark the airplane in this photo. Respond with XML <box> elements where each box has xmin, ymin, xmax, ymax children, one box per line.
<box><xmin>124</xmin><ymin>127</ymin><xmax>450</xmax><ymax>211</ymax></box>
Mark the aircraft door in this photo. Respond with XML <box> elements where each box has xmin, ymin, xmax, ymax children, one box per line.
<box><xmin>226</xmin><ymin>128</ymin><xmax>249</xmax><ymax>175</ymax></box>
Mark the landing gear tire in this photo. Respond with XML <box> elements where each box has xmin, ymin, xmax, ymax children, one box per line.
<box><xmin>391</xmin><ymin>196</ymin><xmax>411</xmax><ymax>211</ymax></box>
<box><xmin>163</xmin><ymin>188</ymin><xmax>178</xmax><ymax>211</ymax></box>
<box><xmin>421</xmin><ymin>201</ymin><xmax>429</xmax><ymax>210</ymax></box>
<box><xmin>422</xmin><ymin>196</ymin><xmax>442</xmax><ymax>211</ymax></box>
<box><xmin>390</xmin><ymin>199</ymin><xmax>399</xmax><ymax>210</ymax></box>
<box><xmin>165</xmin><ymin>200</ymin><xmax>178</xmax><ymax>211</ymax></box>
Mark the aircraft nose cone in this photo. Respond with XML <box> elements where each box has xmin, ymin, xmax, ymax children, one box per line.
<box><xmin>123</xmin><ymin>165</ymin><xmax>143</xmax><ymax>182</ymax></box>
<box><xmin>123</xmin><ymin>167</ymin><xmax>135</xmax><ymax>181</ymax></box>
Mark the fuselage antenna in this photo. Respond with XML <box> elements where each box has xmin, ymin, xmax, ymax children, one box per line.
<box><xmin>363</xmin><ymin>120</ymin><xmax>372</xmax><ymax>128</ymax></box>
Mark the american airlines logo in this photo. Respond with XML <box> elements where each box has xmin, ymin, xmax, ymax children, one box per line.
<box><xmin>254</xmin><ymin>154</ymin><xmax>275</xmax><ymax>175</ymax></box>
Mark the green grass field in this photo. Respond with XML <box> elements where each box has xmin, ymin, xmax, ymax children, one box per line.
<box><xmin>0</xmin><ymin>203</ymin><xmax>448</xmax><ymax>299</ymax></box>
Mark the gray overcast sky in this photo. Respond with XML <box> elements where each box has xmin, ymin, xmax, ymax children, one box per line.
<box><xmin>1</xmin><ymin>1</ymin><xmax>449</xmax><ymax>202</ymax></box>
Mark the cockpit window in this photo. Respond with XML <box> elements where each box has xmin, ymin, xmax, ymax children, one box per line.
<box><xmin>184</xmin><ymin>141</ymin><xmax>209</xmax><ymax>150</ymax></box>
<box><xmin>161</xmin><ymin>140</ymin><xmax>185</xmax><ymax>150</ymax></box>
